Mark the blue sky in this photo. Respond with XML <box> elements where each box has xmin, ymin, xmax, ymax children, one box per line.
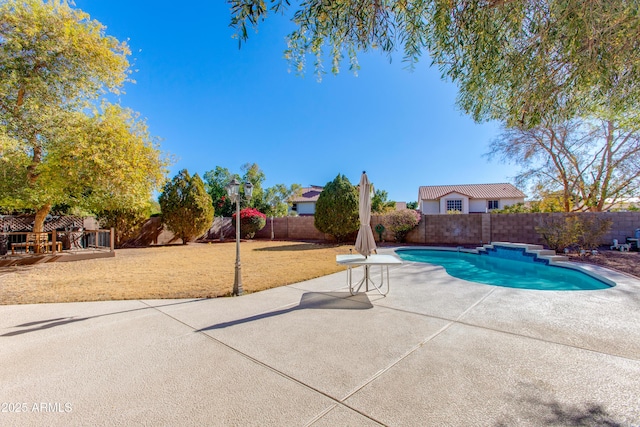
<box><xmin>74</xmin><ymin>1</ymin><xmax>520</xmax><ymax>204</ymax></box>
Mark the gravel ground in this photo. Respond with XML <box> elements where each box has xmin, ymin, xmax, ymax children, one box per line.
<box><xmin>566</xmin><ymin>248</ymin><xmax>639</xmax><ymax>278</ymax></box>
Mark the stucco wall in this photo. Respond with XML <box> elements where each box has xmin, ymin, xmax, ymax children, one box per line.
<box><xmin>439</xmin><ymin>192</ymin><xmax>469</xmax><ymax>214</ymax></box>
<box><xmin>423</xmin><ymin>197</ymin><xmax>526</xmax><ymax>214</ymax></box>
<box><xmin>294</xmin><ymin>202</ymin><xmax>316</xmax><ymax>215</ymax></box>
<box><xmin>469</xmin><ymin>200</ymin><xmax>487</xmax><ymax>213</ymax></box>
<box><xmin>422</xmin><ymin>200</ymin><xmax>440</xmax><ymax>215</ymax></box>
<box><xmin>421</xmin><ymin>200</ymin><xmax>440</xmax><ymax>214</ymax></box>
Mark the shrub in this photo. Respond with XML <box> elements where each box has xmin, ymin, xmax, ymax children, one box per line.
<box><xmin>314</xmin><ymin>174</ymin><xmax>359</xmax><ymax>243</ymax></box>
<box><xmin>159</xmin><ymin>170</ymin><xmax>214</xmax><ymax>244</ymax></box>
<box><xmin>494</xmin><ymin>202</ymin><xmax>532</xmax><ymax>213</ymax></box>
<box><xmin>96</xmin><ymin>204</ymin><xmax>151</xmax><ymax>248</ymax></box>
<box><xmin>232</xmin><ymin>207</ymin><xmax>266</xmax><ymax>238</ymax></box>
<box><xmin>386</xmin><ymin>210</ymin><xmax>421</xmax><ymax>242</ymax></box>
<box><xmin>573</xmin><ymin>216</ymin><xmax>613</xmax><ymax>250</ymax></box>
<box><xmin>536</xmin><ymin>216</ymin><xmax>575</xmax><ymax>252</ymax></box>
<box><xmin>536</xmin><ymin>214</ymin><xmax>612</xmax><ymax>252</ymax></box>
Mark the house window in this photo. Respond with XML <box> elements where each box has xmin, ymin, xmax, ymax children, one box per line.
<box><xmin>446</xmin><ymin>199</ymin><xmax>462</xmax><ymax>212</ymax></box>
<box><xmin>488</xmin><ymin>200</ymin><xmax>499</xmax><ymax>210</ymax></box>
<box><xmin>291</xmin><ymin>203</ymin><xmax>297</xmax><ymax>211</ymax></box>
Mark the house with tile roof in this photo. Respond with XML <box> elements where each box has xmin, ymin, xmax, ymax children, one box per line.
<box><xmin>418</xmin><ymin>183</ymin><xmax>525</xmax><ymax>214</ymax></box>
<box><xmin>289</xmin><ymin>186</ymin><xmax>323</xmax><ymax>215</ymax></box>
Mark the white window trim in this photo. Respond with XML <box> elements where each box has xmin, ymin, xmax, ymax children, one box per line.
<box><xmin>446</xmin><ymin>199</ymin><xmax>463</xmax><ymax>212</ymax></box>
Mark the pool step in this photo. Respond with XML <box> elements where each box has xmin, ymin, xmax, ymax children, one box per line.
<box><xmin>476</xmin><ymin>242</ymin><xmax>568</xmax><ymax>264</ymax></box>
<box><xmin>543</xmin><ymin>255</ymin><xmax>569</xmax><ymax>263</ymax></box>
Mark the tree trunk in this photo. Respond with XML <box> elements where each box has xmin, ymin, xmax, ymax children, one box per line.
<box><xmin>33</xmin><ymin>204</ymin><xmax>51</xmax><ymax>233</ymax></box>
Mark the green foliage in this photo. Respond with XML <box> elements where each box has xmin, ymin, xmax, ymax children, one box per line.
<box><xmin>0</xmin><ymin>0</ymin><xmax>167</xmax><ymax>231</ymax></box>
<box><xmin>96</xmin><ymin>203</ymin><xmax>153</xmax><ymax>248</ymax></box>
<box><xmin>575</xmin><ymin>217</ymin><xmax>613</xmax><ymax>251</ymax></box>
<box><xmin>536</xmin><ymin>191</ymin><xmax>566</xmax><ymax>213</ymax></box>
<box><xmin>263</xmin><ymin>183</ymin><xmax>302</xmax><ymax>218</ymax></box>
<box><xmin>371</xmin><ymin>189</ymin><xmax>396</xmax><ymax>213</ymax></box>
<box><xmin>159</xmin><ymin>170</ymin><xmax>214</xmax><ymax>244</ymax></box>
<box><xmin>493</xmin><ymin>203</ymin><xmax>527</xmax><ymax>214</ymax></box>
<box><xmin>406</xmin><ymin>201</ymin><xmax>418</xmax><ymax>210</ymax></box>
<box><xmin>232</xmin><ymin>207</ymin><xmax>266</xmax><ymax>239</ymax></box>
<box><xmin>230</xmin><ymin>1</ymin><xmax>640</xmax><ymax>127</ymax></box>
<box><xmin>203</xmin><ymin>166</ymin><xmax>238</xmax><ymax>217</ymax></box>
<box><xmin>241</xmin><ymin>163</ymin><xmax>268</xmax><ymax>211</ymax></box>
<box><xmin>386</xmin><ymin>209</ymin><xmax>421</xmax><ymax>243</ymax></box>
<box><xmin>493</xmin><ymin>202</ymin><xmax>542</xmax><ymax>214</ymax></box>
<box><xmin>314</xmin><ymin>174</ymin><xmax>359</xmax><ymax>243</ymax></box>
<box><xmin>536</xmin><ymin>217</ymin><xmax>572</xmax><ymax>252</ymax></box>
<box><xmin>535</xmin><ymin>215</ymin><xmax>612</xmax><ymax>252</ymax></box>
<box><xmin>203</xmin><ymin>163</ymin><xmax>273</xmax><ymax>216</ymax></box>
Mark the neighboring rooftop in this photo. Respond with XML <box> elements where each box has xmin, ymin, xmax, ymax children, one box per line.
<box><xmin>290</xmin><ymin>186</ymin><xmax>324</xmax><ymax>203</ymax></box>
<box><xmin>419</xmin><ymin>183</ymin><xmax>525</xmax><ymax>200</ymax></box>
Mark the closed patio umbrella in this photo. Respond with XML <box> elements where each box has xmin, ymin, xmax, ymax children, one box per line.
<box><xmin>355</xmin><ymin>171</ymin><xmax>377</xmax><ymax>257</ymax></box>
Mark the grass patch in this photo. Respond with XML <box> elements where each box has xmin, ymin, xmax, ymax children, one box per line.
<box><xmin>0</xmin><ymin>240</ymin><xmax>353</xmax><ymax>305</ymax></box>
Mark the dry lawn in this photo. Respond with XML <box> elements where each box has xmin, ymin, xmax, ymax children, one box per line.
<box><xmin>0</xmin><ymin>241</ymin><xmax>353</xmax><ymax>305</ymax></box>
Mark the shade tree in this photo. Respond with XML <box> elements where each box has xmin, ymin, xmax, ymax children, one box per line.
<box><xmin>487</xmin><ymin>115</ymin><xmax>640</xmax><ymax>212</ymax></box>
<box><xmin>229</xmin><ymin>0</ymin><xmax>640</xmax><ymax>127</ymax></box>
<box><xmin>0</xmin><ymin>0</ymin><xmax>167</xmax><ymax>231</ymax></box>
<box><xmin>371</xmin><ymin>189</ymin><xmax>396</xmax><ymax>213</ymax></box>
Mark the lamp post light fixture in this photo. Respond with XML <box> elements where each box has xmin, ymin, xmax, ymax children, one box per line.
<box><xmin>226</xmin><ymin>178</ymin><xmax>254</xmax><ymax>296</ymax></box>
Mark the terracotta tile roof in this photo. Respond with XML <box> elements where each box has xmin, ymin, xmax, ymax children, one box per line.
<box><xmin>418</xmin><ymin>183</ymin><xmax>525</xmax><ymax>200</ymax></box>
<box><xmin>289</xmin><ymin>186</ymin><xmax>324</xmax><ymax>203</ymax></box>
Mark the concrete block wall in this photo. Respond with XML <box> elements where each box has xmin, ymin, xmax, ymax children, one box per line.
<box><xmin>420</xmin><ymin>214</ymin><xmax>484</xmax><ymax>245</ymax></box>
<box><xmin>254</xmin><ymin>217</ymin><xmax>288</xmax><ymax>240</ymax></box>
<box><xmin>252</xmin><ymin>216</ymin><xmax>332</xmax><ymax>241</ymax></box>
<box><xmin>382</xmin><ymin>212</ymin><xmax>640</xmax><ymax>247</ymax></box>
<box><xmin>288</xmin><ymin>216</ymin><xmax>330</xmax><ymax>240</ymax></box>
<box><xmin>490</xmin><ymin>212</ymin><xmax>640</xmax><ymax>246</ymax></box>
<box><xmin>147</xmin><ymin>211</ymin><xmax>640</xmax><ymax>248</ymax></box>
<box><xmin>490</xmin><ymin>213</ymin><xmax>546</xmax><ymax>245</ymax></box>
<box><xmin>371</xmin><ymin>214</ymin><xmax>482</xmax><ymax>245</ymax></box>
<box><xmin>599</xmin><ymin>212</ymin><xmax>640</xmax><ymax>242</ymax></box>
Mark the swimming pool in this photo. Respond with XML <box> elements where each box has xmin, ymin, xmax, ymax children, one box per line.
<box><xmin>395</xmin><ymin>248</ymin><xmax>613</xmax><ymax>291</ymax></box>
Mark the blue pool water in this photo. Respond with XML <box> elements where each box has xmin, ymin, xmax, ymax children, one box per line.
<box><xmin>396</xmin><ymin>249</ymin><xmax>612</xmax><ymax>291</ymax></box>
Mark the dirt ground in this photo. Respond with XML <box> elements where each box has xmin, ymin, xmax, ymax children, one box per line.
<box><xmin>565</xmin><ymin>248</ymin><xmax>639</xmax><ymax>278</ymax></box>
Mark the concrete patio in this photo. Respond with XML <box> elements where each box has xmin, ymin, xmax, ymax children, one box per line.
<box><xmin>1</xmin><ymin>248</ymin><xmax>639</xmax><ymax>426</ymax></box>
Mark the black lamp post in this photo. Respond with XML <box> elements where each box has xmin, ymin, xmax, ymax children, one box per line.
<box><xmin>226</xmin><ymin>178</ymin><xmax>253</xmax><ymax>296</ymax></box>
